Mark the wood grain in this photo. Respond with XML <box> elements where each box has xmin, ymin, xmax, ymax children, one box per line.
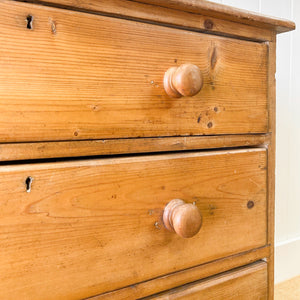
<box><xmin>143</xmin><ymin>261</ymin><xmax>267</xmax><ymax>299</ymax></box>
<box><xmin>163</xmin><ymin>198</ymin><xmax>202</xmax><ymax>238</ymax></box>
<box><xmin>0</xmin><ymin>134</ymin><xmax>269</xmax><ymax>161</ymax></box>
<box><xmin>0</xmin><ymin>0</ymin><xmax>268</xmax><ymax>142</ymax></box>
<box><xmin>24</xmin><ymin>0</ymin><xmax>294</xmax><ymax>36</ymax></box>
<box><xmin>0</xmin><ymin>149</ymin><xmax>267</xmax><ymax>299</ymax></box>
<box><xmin>164</xmin><ymin>64</ymin><xmax>203</xmax><ymax>98</ymax></box>
<box><xmin>131</xmin><ymin>0</ymin><xmax>295</xmax><ymax>33</ymax></box>
<box><xmin>89</xmin><ymin>246</ymin><xmax>270</xmax><ymax>299</ymax></box>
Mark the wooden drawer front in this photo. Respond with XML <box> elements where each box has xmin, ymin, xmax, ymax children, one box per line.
<box><xmin>145</xmin><ymin>261</ymin><xmax>268</xmax><ymax>299</ymax></box>
<box><xmin>0</xmin><ymin>149</ymin><xmax>266</xmax><ymax>299</ymax></box>
<box><xmin>0</xmin><ymin>1</ymin><xmax>268</xmax><ymax>142</ymax></box>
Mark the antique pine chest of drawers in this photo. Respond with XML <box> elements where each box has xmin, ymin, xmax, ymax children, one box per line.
<box><xmin>0</xmin><ymin>0</ymin><xmax>295</xmax><ymax>299</ymax></box>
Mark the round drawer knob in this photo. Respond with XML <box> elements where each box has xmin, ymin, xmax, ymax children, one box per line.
<box><xmin>163</xmin><ymin>199</ymin><xmax>202</xmax><ymax>238</ymax></box>
<box><xmin>164</xmin><ymin>64</ymin><xmax>203</xmax><ymax>98</ymax></box>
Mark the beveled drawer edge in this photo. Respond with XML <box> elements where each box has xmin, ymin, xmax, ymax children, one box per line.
<box><xmin>0</xmin><ymin>134</ymin><xmax>270</xmax><ymax>162</ymax></box>
<box><xmin>12</xmin><ymin>0</ymin><xmax>273</xmax><ymax>42</ymax></box>
<box><xmin>87</xmin><ymin>245</ymin><xmax>270</xmax><ymax>300</ymax></box>
<box><xmin>132</xmin><ymin>0</ymin><xmax>295</xmax><ymax>33</ymax></box>
<box><xmin>14</xmin><ymin>0</ymin><xmax>296</xmax><ymax>33</ymax></box>
<box><xmin>142</xmin><ymin>260</ymin><xmax>267</xmax><ymax>299</ymax></box>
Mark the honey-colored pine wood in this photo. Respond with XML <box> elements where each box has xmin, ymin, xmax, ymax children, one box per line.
<box><xmin>164</xmin><ymin>64</ymin><xmax>203</xmax><ymax>98</ymax></box>
<box><xmin>132</xmin><ymin>0</ymin><xmax>295</xmax><ymax>33</ymax></box>
<box><xmin>0</xmin><ymin>149</ymin><xmax>267</xmax><ymax>299</ymax></box>
<box><xmin>143</xmin><ymin>261</ymin><xmax>267</xmax><ymax>299</ymax></box>
<box><xmin>0</xmin><ymin>1</ymin><xmax>294</xmax><ymax>299</ymax></box>
<box><xmin>0</xmin><ymin>0</ymin><xmax>268</xmax><ymax>142</ymax></box>
<box><xmin>90</xmin><ymin>246</ymin><xmax>270</xmax><ymax>300</ymax></box>
<box><xmin>0</xmin><ymin>134</ymin><xmax>269</xmax><ymax>161</ymax></box>
<box><xmin>25</xmin><ymin>0</ymin><xmax>293</xmax><ymax>39</ymax></box>
<box><xmin>163</xmin><ymin>199</ymin><xmax>202</xmax><ymax>238</ymax></box>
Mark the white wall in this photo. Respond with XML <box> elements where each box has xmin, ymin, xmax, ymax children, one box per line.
<box><xmin>209</xmin><ymin>0</ymin><xmax>298</xmax><ymax>284</ymax></box>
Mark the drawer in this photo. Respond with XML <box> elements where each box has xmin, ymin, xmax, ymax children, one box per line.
<box><xmin>0</xmin><ymin>148</ymin><xmax>267</xmax><ymax>299</ymax></box>
<box><xmin>0</xmin><ymin>1</ymin><xmax>268</xmax><ymax>142</ymax></box>
<box><xmin>144</xmin><ymin>261</ymin><xmax>268</xmax><ymax>299</ymax></box>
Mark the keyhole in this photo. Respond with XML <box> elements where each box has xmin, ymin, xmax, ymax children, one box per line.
<box><xmin>25</xmin><ymin>176</ymin><xmax>33</xmax><ymax>193</ymax></box>
<box><xmin>26</xmin><ymin>15</ymin><xmax>33</xmax><ymax>29</ymax></box>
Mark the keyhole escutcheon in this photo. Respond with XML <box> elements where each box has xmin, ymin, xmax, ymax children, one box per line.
<box><xmin>26</xmin><ymin>15</ymin><xmax>33</xmax><ymax>29</ymax></box>
<box><xmin>25</xmin><ymin>176</ymin><xmax>33</xmax><ymax>193</ymax></box>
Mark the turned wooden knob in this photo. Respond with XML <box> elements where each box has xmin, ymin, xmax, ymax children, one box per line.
<box><xmin>164</xmin><ymin>64</ymin><xmax>203</xmax><ymax>98</ymax></box>
<box><xmin>163</xmin><ymin>199</ymin><xmax>202</xmax><ymax>238</ymax></box>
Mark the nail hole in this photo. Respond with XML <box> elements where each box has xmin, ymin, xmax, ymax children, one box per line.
<box><xmin>247</xmin><ymin>200</ymin><xmax>255</xmax><ymax>209</ymax></box>
<box><xmin>204</xmin><ymin>19</ymin><xmax>214</xmax><ymax>30</ymax></box>
<box><xmin>26</xmin><ymin>15</ymin><xmax>33</xmax><ymax>30</ymax></box>
<box><xmin>207</xmin><ymin>122</ymin><xmax>213</xmax><ymax>128</ymax></box>
<box><xmin>25</xmin><ymin>176</ymin><xmax>33</xmax><ymax>193</ymax></box>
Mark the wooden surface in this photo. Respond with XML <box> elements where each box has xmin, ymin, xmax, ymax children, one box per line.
<box><xmin>14</xmin><ymin>0</ymin><xmax>276</xmax><ymax>42</ymax></box>
<box><xmin>144</xmin><ymin>261</ymin><xmax>267</xmax><ymax>299</ymax></box>
<box><xmin>27</xmin><ymin>0</ymin><xmax>295</xmax><ymax>34</ymax></box>
<box><xmin>164</xmin><ymin>64</ymin><xmax>203</xmax><ymax>98</ymax></box>
<box><xmin>0</xmin><ymin>134</ymin><xmax>269</xmax><ymax>161</ymax></box>
<box><xmin>90</xmin><ymin>246</ymin><xmax>270</xmax><ymax>299</ymax></box>
<box><xmin>0</xmin><ymin>1</ymin><xmax>293</xmax><ymax>299</ymax></box>
<box><xmin>163</xmin><ymin>199</ymin><xmax>202</xmax><ymax>238</ymax></box>
<box><xmin>275</xmin><ymin>275</ymin><xmax>300</xmax><ymax>300</ymax></box>
<box><xmin>132</xmin><ymin>0</ymin><xmax>295</xmax><ymax>33</ymax></box>
<box><xmin>0</xmin><ymin>149</ymin><xmax>267</xmax><ymax>299</ymax></box>
<box><xmin>0</xmin><ymin>0</ymin><xmax>268</xmax><ymax>142</ymax></box>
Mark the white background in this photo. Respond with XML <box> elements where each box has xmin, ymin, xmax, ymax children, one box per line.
<box><xmin>209</xmin><ymin>0</ymin><xmax>299</xmax><ymax>284</ymax></box>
